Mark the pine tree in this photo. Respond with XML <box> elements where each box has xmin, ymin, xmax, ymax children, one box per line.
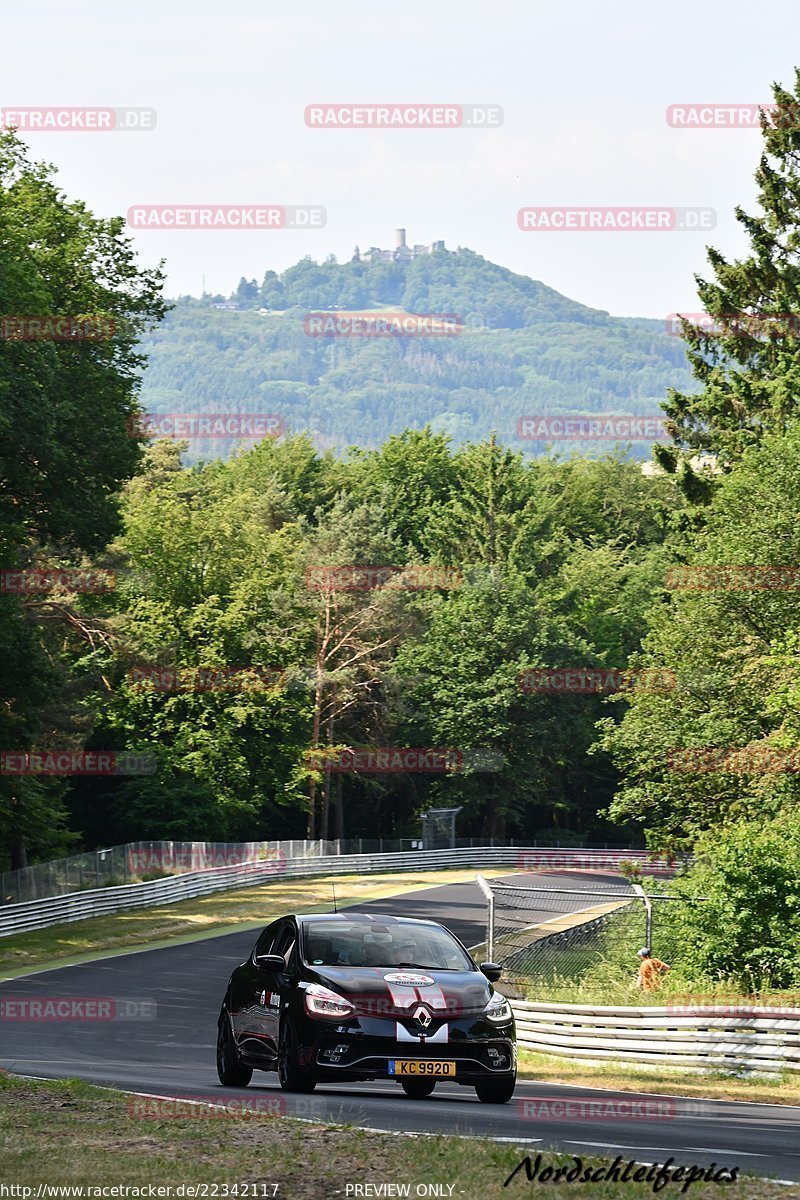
<box><xmin>658</xmin><ymin>71</ymin><xmax>800</xmax><ymax>485</ymax></box>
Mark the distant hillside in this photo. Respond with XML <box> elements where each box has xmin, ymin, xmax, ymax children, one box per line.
<box><xmin>137</xmin><ymin>247</ymin><xmax>692</xmax><ymax>460</ymax></box>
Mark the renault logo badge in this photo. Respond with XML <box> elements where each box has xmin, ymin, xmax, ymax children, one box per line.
<box><xmin>413</xmin><ymin>1005</ymin><xmax>432</xmax><ymax>1028</ymax></box>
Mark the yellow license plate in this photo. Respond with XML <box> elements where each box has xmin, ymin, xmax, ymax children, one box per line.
<box><xmin>390</xmin><ymin>1059</ymin><xmax>456</xmax><ymax>1077</ymax></box>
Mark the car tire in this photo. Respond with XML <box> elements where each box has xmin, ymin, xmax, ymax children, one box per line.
<box><xmin>278</xmin><ymin>1017</ymin><xmax>317</xmax><ymax>1093</ymax></box>
<box><xmin>474</xmin><ymin>1073</ymin><xmax>516</xmax><ymax>1104</ymax></box>
<box><xmin>216</xmin><ymin>1011</ymin><xmax>253</xmax><ymax>1087</ymax></box>
<box><xmin>400</xmin><ymin>1079</ymin><xmax>436</xmax><ymax>1099</ymax></box>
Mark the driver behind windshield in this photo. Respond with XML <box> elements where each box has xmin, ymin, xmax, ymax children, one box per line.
<box><xmin>389</xmin><ymin>939</ymin><xmax>418</xmax><ymax>965</ymax></box>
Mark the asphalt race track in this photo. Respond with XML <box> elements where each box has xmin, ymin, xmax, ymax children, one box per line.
<box><xmin>1</xmin><ymin>871</ymin><xmax>799</xmax><ymax>1182</ymax></box>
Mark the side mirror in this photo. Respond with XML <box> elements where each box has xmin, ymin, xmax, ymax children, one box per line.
<box><xmin>254</xmin><ymin>953</ymin><xmax>286</xmax><ymax>973</ymax></box>
<box><xmin>480</xmin><ymin>962</ymin><xmax>502</xmax><ymax>982</ymax></box>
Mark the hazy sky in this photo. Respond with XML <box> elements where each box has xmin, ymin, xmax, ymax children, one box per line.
<box><xmin>3</xmin><ymin>0</ymin><xmax>799</xmax><ymax>318</ymax></box>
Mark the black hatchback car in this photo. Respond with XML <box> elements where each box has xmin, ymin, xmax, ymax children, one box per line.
<box><xmin>216</xmin><ymin>911</ymin><xmax>516</xmax><ymax>1103</ymax></box>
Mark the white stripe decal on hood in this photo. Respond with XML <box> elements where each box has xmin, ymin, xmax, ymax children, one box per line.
<box><xmin>419</xmin><ymin>984</ymin><xmax>448</xmax><ymax>1011</ymax></box>
<box><xmin>384</xmin><ymin>982</ymin><xmax>418</xmax><ymax>1009</ymax></box>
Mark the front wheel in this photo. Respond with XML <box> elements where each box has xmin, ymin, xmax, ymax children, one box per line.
<box><xmin>401</xmin><ymin>1079</ymin><xmax>436</xmax><ymax>1099</ymax></box>
<box><xmin>216</xmin><ymin>1011</ymin><xmax>252</xmax><ymax>1087</ymax></box>
<box><xmin>474</xmin><ymin>1073</ymin><xmax>516</xmax><ymax>1104</ymax></box>
<box><xmin>278</xmin><ymin>1017</ymin><xmax>316</xmax><ymax>1093</ymax></box>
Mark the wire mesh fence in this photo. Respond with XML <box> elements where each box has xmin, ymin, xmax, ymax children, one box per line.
<box><xmin>483</xmin><ymin>879</ymin><xmax>695</xmax><ymax>998</ymax></box>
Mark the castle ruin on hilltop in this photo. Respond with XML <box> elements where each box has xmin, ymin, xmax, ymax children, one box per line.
<box><xmin>355</xmin><ymin>229</ymin><xmax>445</xmax><ymax>264</ymax></box>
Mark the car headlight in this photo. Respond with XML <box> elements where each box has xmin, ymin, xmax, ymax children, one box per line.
<box><xmin>484</xmin><ymin>995</ymin><xmax>513</xmax><ymax>1023</ymax></box>
<box><xmin>304</xmin><ymin>983</ymin><xmax>356</xmax><ymax>1020</ymax></box>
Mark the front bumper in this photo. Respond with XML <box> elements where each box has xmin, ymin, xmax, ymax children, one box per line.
<box><xmin>300</xmin><ymin>1013</ymin><xmax>516</xmax><ymax>1083</ymax></box>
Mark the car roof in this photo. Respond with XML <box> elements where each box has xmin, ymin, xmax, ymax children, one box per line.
<box><xmin>296</xmin><ymin>912</ymin><xmax>440</xmax><ymax>928</ymax></box>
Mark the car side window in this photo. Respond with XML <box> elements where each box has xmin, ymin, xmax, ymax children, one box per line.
<box><xmin>254</xmin><ymin>920</ymin><xmax>280</xmax><ymax>959</ymax></box>
<box><xmin>272</xmin><ymin>923</ymin><xmax>296</xmax><ymax>969</ymax></box>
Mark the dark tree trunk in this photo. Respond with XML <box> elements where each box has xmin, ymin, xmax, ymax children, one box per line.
<box><xmin>334</xmin><ymin>774</ymin><xmax>344</xmax><ymax>841</ymax></box>
<box><xmin>10</xmin><ymin>835</ymin><xmax>27</xmax><ymax>871</ymax></box>
<box><xmin>320</xmin><ymin>696</ymin><xmax>335</xmax><ymax>842</ymax></box>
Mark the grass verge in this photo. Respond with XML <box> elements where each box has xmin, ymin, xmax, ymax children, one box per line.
<box><xmin>1</xmin><ymin>1073</ymin><xmax>796</xmax><ymax>1199</ymax></box>
<box><xmin>518</xmin><ymin>1049</ymin><xmax>800</xmax><ymax>1105</ymax></box>
<box><xmin>0</xmin><ymin>867</ymin><xmax>509</xmax><ymax>978</ymax></box>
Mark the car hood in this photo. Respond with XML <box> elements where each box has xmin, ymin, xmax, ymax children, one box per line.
<box><xmin>306</xmin><ymin>965</ymin><xmax>493</xmax><ymax>1017</ymax></box>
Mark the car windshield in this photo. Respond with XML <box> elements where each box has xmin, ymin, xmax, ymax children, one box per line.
<box><xmin>302</xmin><ymin>921</ymin><xmax>473</xmax><ymax>970</ymax></box>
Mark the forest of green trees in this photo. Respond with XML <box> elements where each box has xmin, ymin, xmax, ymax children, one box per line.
<box><xmin>4</xmin><ymin>67</ymin><xmax>800</xmax><ymax>991</ymax></box>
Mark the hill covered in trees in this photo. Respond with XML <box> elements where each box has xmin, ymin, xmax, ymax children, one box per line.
<box><xmin>138</xmin><ymin>248</ymin><xmax>692</xmax><ymax>458</ymax></box>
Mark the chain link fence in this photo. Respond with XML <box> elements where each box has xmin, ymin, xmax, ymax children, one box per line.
<box><xmin>480</xmin><ymin>878</ymin><xmax>697</xmax><ymax>997</ymax></box>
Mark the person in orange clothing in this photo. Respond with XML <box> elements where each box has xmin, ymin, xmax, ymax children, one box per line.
<box><xmin>636</xmin><ymin>946</ymin><xmax>670</xmax><ymax>992</ymax></box>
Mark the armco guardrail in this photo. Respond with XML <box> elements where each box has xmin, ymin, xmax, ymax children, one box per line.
<box><xmin>511</xmin><ymin>999</ymin><xmax>800</xmax><ymax>1072</ymax></box>
<box><xmin>0</xmin><ymin>846</ymin><xmax>665</xmax><ymax>939</ymax></box>
<box><xmin>2</xmin><ymin>837</ymin><xmax>649</xmax><ymax>905</ymax></box>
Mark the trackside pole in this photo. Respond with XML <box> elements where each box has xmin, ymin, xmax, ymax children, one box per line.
<box><xmin>632</xmin><ymin>882</ymin><xmax>653</xmax><ymax>948</ymax></box>
<box><xmin>476</xmin><ymin>873</ymin><xmax>494</xmax><ymax>961</ymax></box>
